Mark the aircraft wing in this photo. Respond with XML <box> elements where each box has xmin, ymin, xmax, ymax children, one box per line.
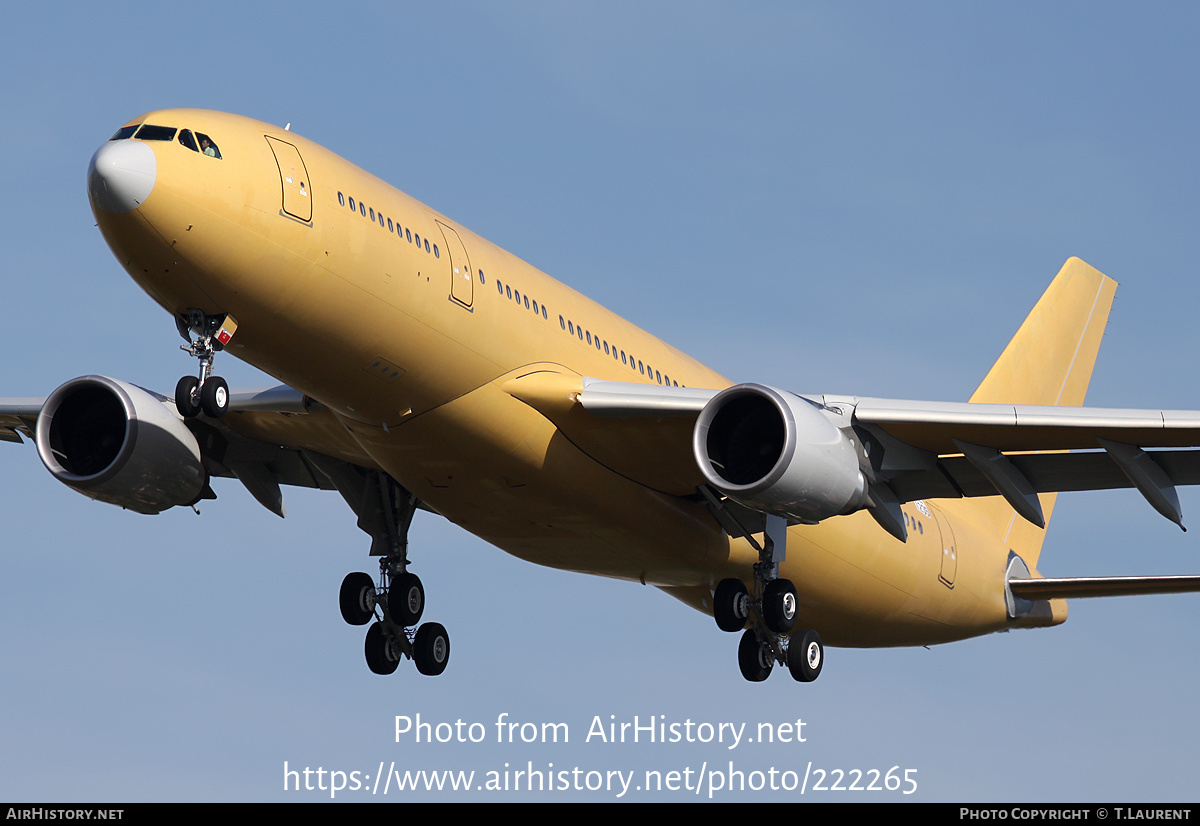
<box><xmin>0</xmin><ymin>381</ymin><xmax>384</xmax><ymax>519</ymax></box>
<box><xmin>0</xmin><ymin>400</ymin><xmax>41</xmax><ymax>443</ymax></box>
<box><xmin>548</xmin><ymin>378</ymin><xmax>1200</xmax><ymax>533</ymax></box>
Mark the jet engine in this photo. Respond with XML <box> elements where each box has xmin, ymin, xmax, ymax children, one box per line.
<box><xmin>35</xmin><ymin>376</ymin><xmax>208</xmax><ymax>514</ymax></box>
<box><xmin>693</xmin><ymin>383</ymin><xmax>868</xmax><ymax>522</ymax></box>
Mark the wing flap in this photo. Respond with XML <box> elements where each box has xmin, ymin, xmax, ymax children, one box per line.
<box><xmin>889</xmin><ymin>449</ymin><xmax>1200</xmax><ymax>501</ymax></box>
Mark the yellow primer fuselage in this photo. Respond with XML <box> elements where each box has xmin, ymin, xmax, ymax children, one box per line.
<box><xmin>95</xmin><ymin>109</ymin><xmax>1070</xmax><ymax>649</ymax></box>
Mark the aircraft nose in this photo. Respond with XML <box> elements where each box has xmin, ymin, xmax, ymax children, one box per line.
<box><xmin>87</xmin><ymin>139</ymin><xmax>156</xmax><ymax>213</ymax></box>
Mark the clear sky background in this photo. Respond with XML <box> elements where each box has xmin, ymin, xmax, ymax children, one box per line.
<box><xmin>2</xmin><ymin>1</ymin><xmax>1199</xmax><ymax>802</ymax></box>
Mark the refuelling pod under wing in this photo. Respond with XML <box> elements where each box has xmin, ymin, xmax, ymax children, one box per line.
<box><xmin>35</xmin><ymin>375</ymin><xmax>208</xmax><ymax>514</ymax></box>
<box><xmin>693</xmin><ymin>383</ymin><xmax>868</xmax><ymax>522</ymax></box>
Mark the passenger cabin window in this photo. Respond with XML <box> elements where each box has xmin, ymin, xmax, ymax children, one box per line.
<box><xmin>135</xmin><ymin>124</ymin><xmax>177</xmax><ymax>141</ymax></box>
<box><xmin>110</xmin><ymin>125</ymin><xmax>138</xmax><ymax>141</ymax></box>
<box><xmin>178</xmin><ymin>130</ymin><xmax>199</xmax><ymax>153</ymax></box>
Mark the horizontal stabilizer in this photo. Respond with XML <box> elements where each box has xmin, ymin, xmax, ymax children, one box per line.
<box><xmin>1009</xmin><ymin>575</ymin><xmax>1200</xmax><ymax>600</ymax></box>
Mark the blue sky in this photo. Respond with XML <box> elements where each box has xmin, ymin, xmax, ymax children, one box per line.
<box><xmin>3</xmin><ymin>1</ymin><xmax>1200</xmax><ymax>801</ymax></box>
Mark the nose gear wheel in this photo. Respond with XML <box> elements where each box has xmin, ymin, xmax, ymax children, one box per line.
<box><xmin>173</xmin><ymin>309</ymin><xmax>236</xmax><ymax>419</ymax></box>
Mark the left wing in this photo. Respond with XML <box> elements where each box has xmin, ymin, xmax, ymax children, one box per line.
<box><xmin>506</xmin><ymin>374</ymin><xmax>1200</xmax><ymax>536</ymax></box>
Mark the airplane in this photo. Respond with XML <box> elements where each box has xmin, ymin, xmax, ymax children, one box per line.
<box><xmin>4</xmin><ymin>107</ymin><xmax>1200</xmax><ymax>684</ymax></box>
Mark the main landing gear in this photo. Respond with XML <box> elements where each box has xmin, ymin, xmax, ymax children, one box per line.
<box><xmin>335</xmin><ymin>473</ymin><xmax>450</xmax><ymax>677</ymax></box>
<box><xmin>711</xmin><ymin>513</ymin><xmax>824</xmax><ymax>683</ymax></box>
<box><xmin>174</xmin><ymin>309</ymin><xmax>237</xmax><ymax>419</ymax></box>
<box><xmin>340</xmin><ymin>565</ymin><xmax>450</xmax><ymax>676</ymax></box>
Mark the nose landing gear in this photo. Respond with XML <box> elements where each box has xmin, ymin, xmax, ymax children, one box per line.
<box><xmin>174</xmin><ymin>309</ymin><xmax>236</xmax><ymax>419</ymax></box>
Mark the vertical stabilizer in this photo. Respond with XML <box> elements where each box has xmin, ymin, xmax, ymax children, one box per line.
<box><xmin>966</xmin><ymin>257</ymin><xmax>1118</xmax><ymax>563</ymax></box>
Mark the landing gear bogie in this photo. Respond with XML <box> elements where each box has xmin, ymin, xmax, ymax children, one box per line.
<box><xmin>337</xmin><ymin>473</ymin><xmax>450</xmax><ymax>677</ymax></box>
<box><xmin>711</xmin><ymin>515</ymin><xmax>821</xmax><ymax>683</ymax></box>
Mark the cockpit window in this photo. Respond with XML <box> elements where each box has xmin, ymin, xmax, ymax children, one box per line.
<box><xmin>110</xmin><ymin>125</ymin><xmax>138</xmax><ymax>141</ymax></box>
<box><xmin>195</xmin><ymin>132</ymin><xmax>222</xmax><ymax>159</ymax></box>
<box><xmin>134</xmin><ymin>124</ymin><xmax>178</xmax><ymax>141</ymax></box>
<box><xmin>178</xmin><ymin>129</ymin><xmax>199</xmax><ymax>152</ymax></box>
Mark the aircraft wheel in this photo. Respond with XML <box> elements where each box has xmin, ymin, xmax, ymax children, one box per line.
<box><xmin>713</xmin><ymin>578</ymin><xmax>749</xmax><ymax>632</ymax></box>
<box><xmin>200</xmin><ymin>376</ymin><xmax>229</xmax><ymax>418</ymax></box>
<box><xmin>364</xmin><ymin>622</ymin><xmax>400</xmax><ymax>675</ymax></box>
<box><xmin>787</xmin><ymin>628</ymin><xmax>823</xmax><ymax>683</ymax></box>
<box><xmin>763</xmin><ymin>578</ymin><xmax>798</xmax><ymax>634</ymax></box>
<box><xmin>175</xmin><ymin>376</ymin><xmax>200</xmax><ymax>418</ymax></box>
<box><xmin>388</xmin><ymin>572</ymin><xmax>424</xmax><ymax>626</ymax></box>
<box><xmin>737</xmin><ymin>629</ymin><xmax>772</xmax><ymax>682</ymax></box>
<box><xmin>339</xmin><ymin>572</ymin><xmax>376</xmax><ymax>625</ymax></box>
<box><xmin>413</xmin><ymin>622</ymin><xmax>450</xmax><ymax>676</ymax></box>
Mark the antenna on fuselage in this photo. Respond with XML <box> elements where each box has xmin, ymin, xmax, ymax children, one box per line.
<box><xmin>284</xmin><ymin>123</ymin><xmax>291</xmax><ymax>131</ymax></box>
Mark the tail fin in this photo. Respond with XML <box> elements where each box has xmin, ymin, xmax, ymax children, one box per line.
<box><xmin>965</xmin><ymin>257</ymin><xmax>1118</xmax><ymax>563</ymax></box>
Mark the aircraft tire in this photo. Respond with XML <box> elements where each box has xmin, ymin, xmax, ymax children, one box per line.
<box><xmin>364</xmin><ymin>622</ymin><xmax>400</xmax><ymax>675</ymax></box>
<box><xmin>200</xmin><ymin>376</ymin><xmax>229</xmax><ymax>418</ymax></box>
<box><xmin>787</xmin><ymin>628</ymin><xmax>823</xmax><ymax>683</ymax></box>
<box><xmin>388</xmin><ymin>573</ymin><xmax>424</xmax><ymax>627</ymax></box>
<box><xmin>413</xmin><ymin>622</ymin><xmax>450</xmax><ymax>676</ymax></box>
<box><xmin>763</xmin><ymin>578</ymin><xmax>798</xmax><ymax>634</ymax></box>
<box><xmin>175</xmin><ymin>376</ymin><xmax>201</xmax><ymax>418</ymax></box>
<box><xmin>340</xmin><ymin>572</ymin><xmax>376</xmax><ymax>625</ymax></box>
<box><xmin>713</xmin><ymin>578</ymin><xmax>749</xmax><ymax>632</ymax></box>
<box><xmin>737</xmin><ymin>629</ymin><xmax>772</xmax><ymax>682</ymax></box>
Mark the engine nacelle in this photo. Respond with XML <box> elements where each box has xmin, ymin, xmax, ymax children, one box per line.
<box><xmin>35</xmin><ymin>376</ymin><xmax>207</xmax><ymax>514</ymax></box>
<box><xmin>693</xmin><ymin>383</ymin><xmax>868</xmax><ymax>522</ymax></box>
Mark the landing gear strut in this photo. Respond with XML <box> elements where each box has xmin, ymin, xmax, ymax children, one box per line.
<box><xmin>333</xmin><ymin>472</ymin><xmax>450</xmax><ymax>677</ymax></box>
<box><xmin>711</xmin><ymin>512</ymin><xmax>824</xmax><ymax>683</ymax></box>
<box><xmin>174</xmin><ymin>309</ymin><xmax>236</xmax><ymax>419</ymax></box>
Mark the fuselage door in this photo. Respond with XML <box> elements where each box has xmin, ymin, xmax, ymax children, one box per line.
<box><xmin>928</xmin><ymin>503</ymin><xmax>958</xmax><ymax>588</ymax></box>
<box><xmin>437</xmin><ymin>221</ymin><xmax>474</xmax><ymax>308</ymax></box>
<box><xmin>264</xmin><ymin>136</ymin><xmax>312</xmax><ymax>223</ymax></box>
